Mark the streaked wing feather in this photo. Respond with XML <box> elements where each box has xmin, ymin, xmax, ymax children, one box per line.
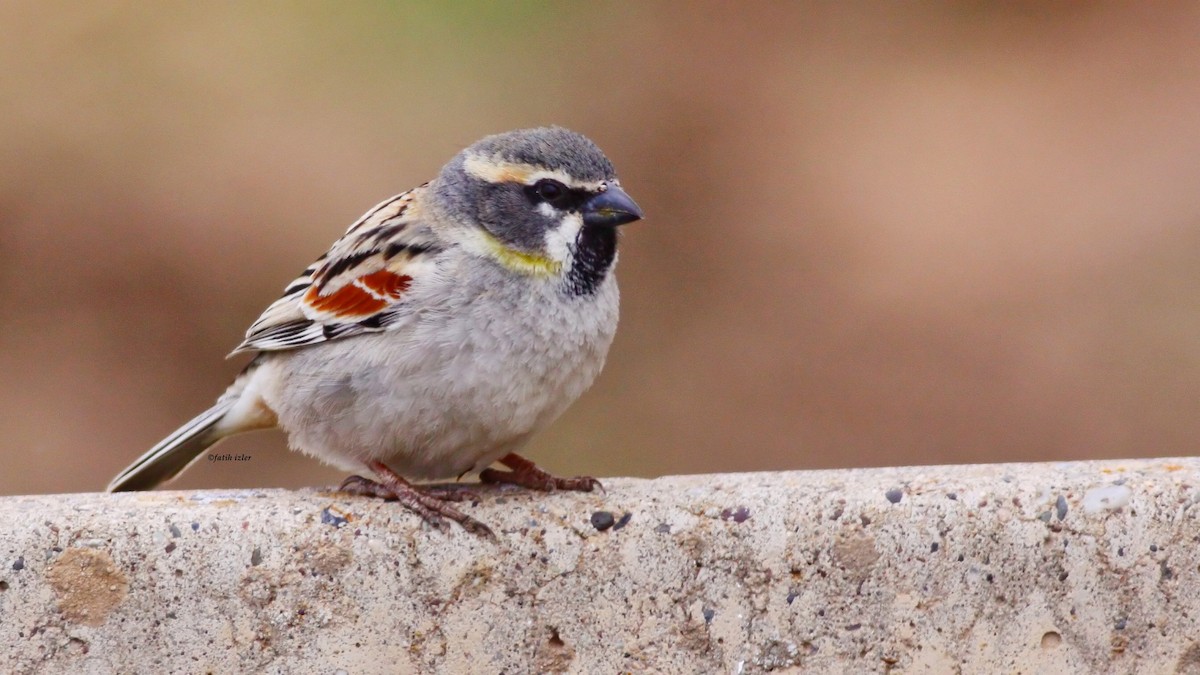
<box><xmin>232</xmin><ymin>187</ymin><xmax>440</xmax><ymax>355</ymax></box>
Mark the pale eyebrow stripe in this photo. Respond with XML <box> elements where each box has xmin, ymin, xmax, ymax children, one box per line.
<box><xmin>462</xmin><ymin>153</ymin><xmax>606</xmax><ymax>191</ymax></box>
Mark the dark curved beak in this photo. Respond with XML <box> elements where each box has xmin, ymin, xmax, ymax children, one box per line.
<box><xmin>582</xmin><ymin>185</ymin><xmax>644</xmax><ymax>228</ymax></box>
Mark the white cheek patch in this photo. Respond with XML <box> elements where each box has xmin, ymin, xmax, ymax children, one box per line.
<box><xmin>544</xmin><ymin>212</ymin><xmax>584</xmax><ymax>265</ymax></box>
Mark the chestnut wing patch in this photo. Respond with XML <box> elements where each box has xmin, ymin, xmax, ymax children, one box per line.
<box><xmin>303</xmin><ymin>269</ymin><xmax>413</xmax><ymax>319</ymax></box>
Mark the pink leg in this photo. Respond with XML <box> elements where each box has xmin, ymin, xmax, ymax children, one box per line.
<box><xmin>340</xmin><ymin>461</ymin><xmax>494</xmax><ymax>539</ymax></box>
<box><xmin>479</xmin><ymin>453</ymin><xmax>602</xmax><ymax>493</ymax></box>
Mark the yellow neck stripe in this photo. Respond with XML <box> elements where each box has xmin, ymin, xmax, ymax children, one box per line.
<box><xmin>480</xmin><ymin>231</ymin><xmax>561</xmax><ymax>278</ymax></box>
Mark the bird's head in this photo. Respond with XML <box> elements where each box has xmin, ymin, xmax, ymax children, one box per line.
<box><xmin>431</xmin><ymin>127</ymin><xmax>643</xmax><ymax>293</ymax></box>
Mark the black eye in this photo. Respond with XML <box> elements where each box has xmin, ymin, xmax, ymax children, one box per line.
<box><xmin>530</xmin><ymin>179</ymin><xmax>571</xmax><ymax>208</ymax></box>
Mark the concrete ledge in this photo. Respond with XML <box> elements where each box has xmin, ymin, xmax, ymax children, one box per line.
<box><xmin>3</xmin><ymin>459</ymin><xmax>1200</xmax><ymax>673</ymax></box>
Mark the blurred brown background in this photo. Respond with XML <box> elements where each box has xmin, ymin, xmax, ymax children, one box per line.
<box><xmin>3</xmin><ymin>3</ymin><xmax>1199</xmax><ymax>496</ymax></box>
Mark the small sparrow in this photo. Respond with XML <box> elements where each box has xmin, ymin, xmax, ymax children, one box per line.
<box><xmin>108</xmin><ymin>127</ymin><xmax>643</xmax><ymax>537</ymax></box>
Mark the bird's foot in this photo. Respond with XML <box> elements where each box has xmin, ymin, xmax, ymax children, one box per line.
<box><xmin>339</xmin><ymin>462</ymin><xmax>494</xmax><ymax>539</ymax></box>
<box><xmin>479</xmin><ymin>453</ymin><xmax>603</xmax><ymax>493</ymax></box>
<box><xmin>417</xmin><ymin>483</ymin><xmax>482</xmax><ymax>502</ymax></box>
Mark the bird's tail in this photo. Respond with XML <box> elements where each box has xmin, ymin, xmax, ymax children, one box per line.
<box><xmin>108</xmin><ymin>359</ymin><xmax>275</xmax><ymax>492</ymax></box>
<box><xmin>107</xmin><ymin>398</ymin><xmax>236</xmax><ymax>492</ymax></box>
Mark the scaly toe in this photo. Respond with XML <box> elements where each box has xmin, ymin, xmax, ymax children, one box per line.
<box><xmin>419</xmin><ymin>483</ymin><xmax>482</xmax><ymax>503</ymax></box>
<box><xmin>555</xmin><ymin>475</ymin><xmax>602</xmax><ymax>493</ymax></box>
<box><xmin>339</xmin><ymin>475</ymin><xmax>395</xmax><ymax>500</ymax></box>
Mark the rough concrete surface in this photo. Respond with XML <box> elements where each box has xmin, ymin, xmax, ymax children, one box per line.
<box><xmin>3</xmin><ymin>458</ymin><xmax>1200</xmax><ymax>673</ymax></box>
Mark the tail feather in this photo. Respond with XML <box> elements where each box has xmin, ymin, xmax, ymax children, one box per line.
<box><xmin>107</xmin><ymin>399</ymin><xmax>235</xmax><ymax>492</ymax></box>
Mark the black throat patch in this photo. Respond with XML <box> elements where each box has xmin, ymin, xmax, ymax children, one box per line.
<box><xmin>566</xmin><ymin>225</ymin><xmax>618</xmax><ymax>296</ymax></box>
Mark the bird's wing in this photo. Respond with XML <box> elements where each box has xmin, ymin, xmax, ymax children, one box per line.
<box><xmin>232</xmin><ymin>186</ymin><xmax>443</xmax><ymax>354</ymax></box>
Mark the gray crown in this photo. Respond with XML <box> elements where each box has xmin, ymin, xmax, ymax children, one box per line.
<box><xmin>465</xmin><ymin>126</ymin><xmax>615</xmax><ymax>183</ymax></box>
